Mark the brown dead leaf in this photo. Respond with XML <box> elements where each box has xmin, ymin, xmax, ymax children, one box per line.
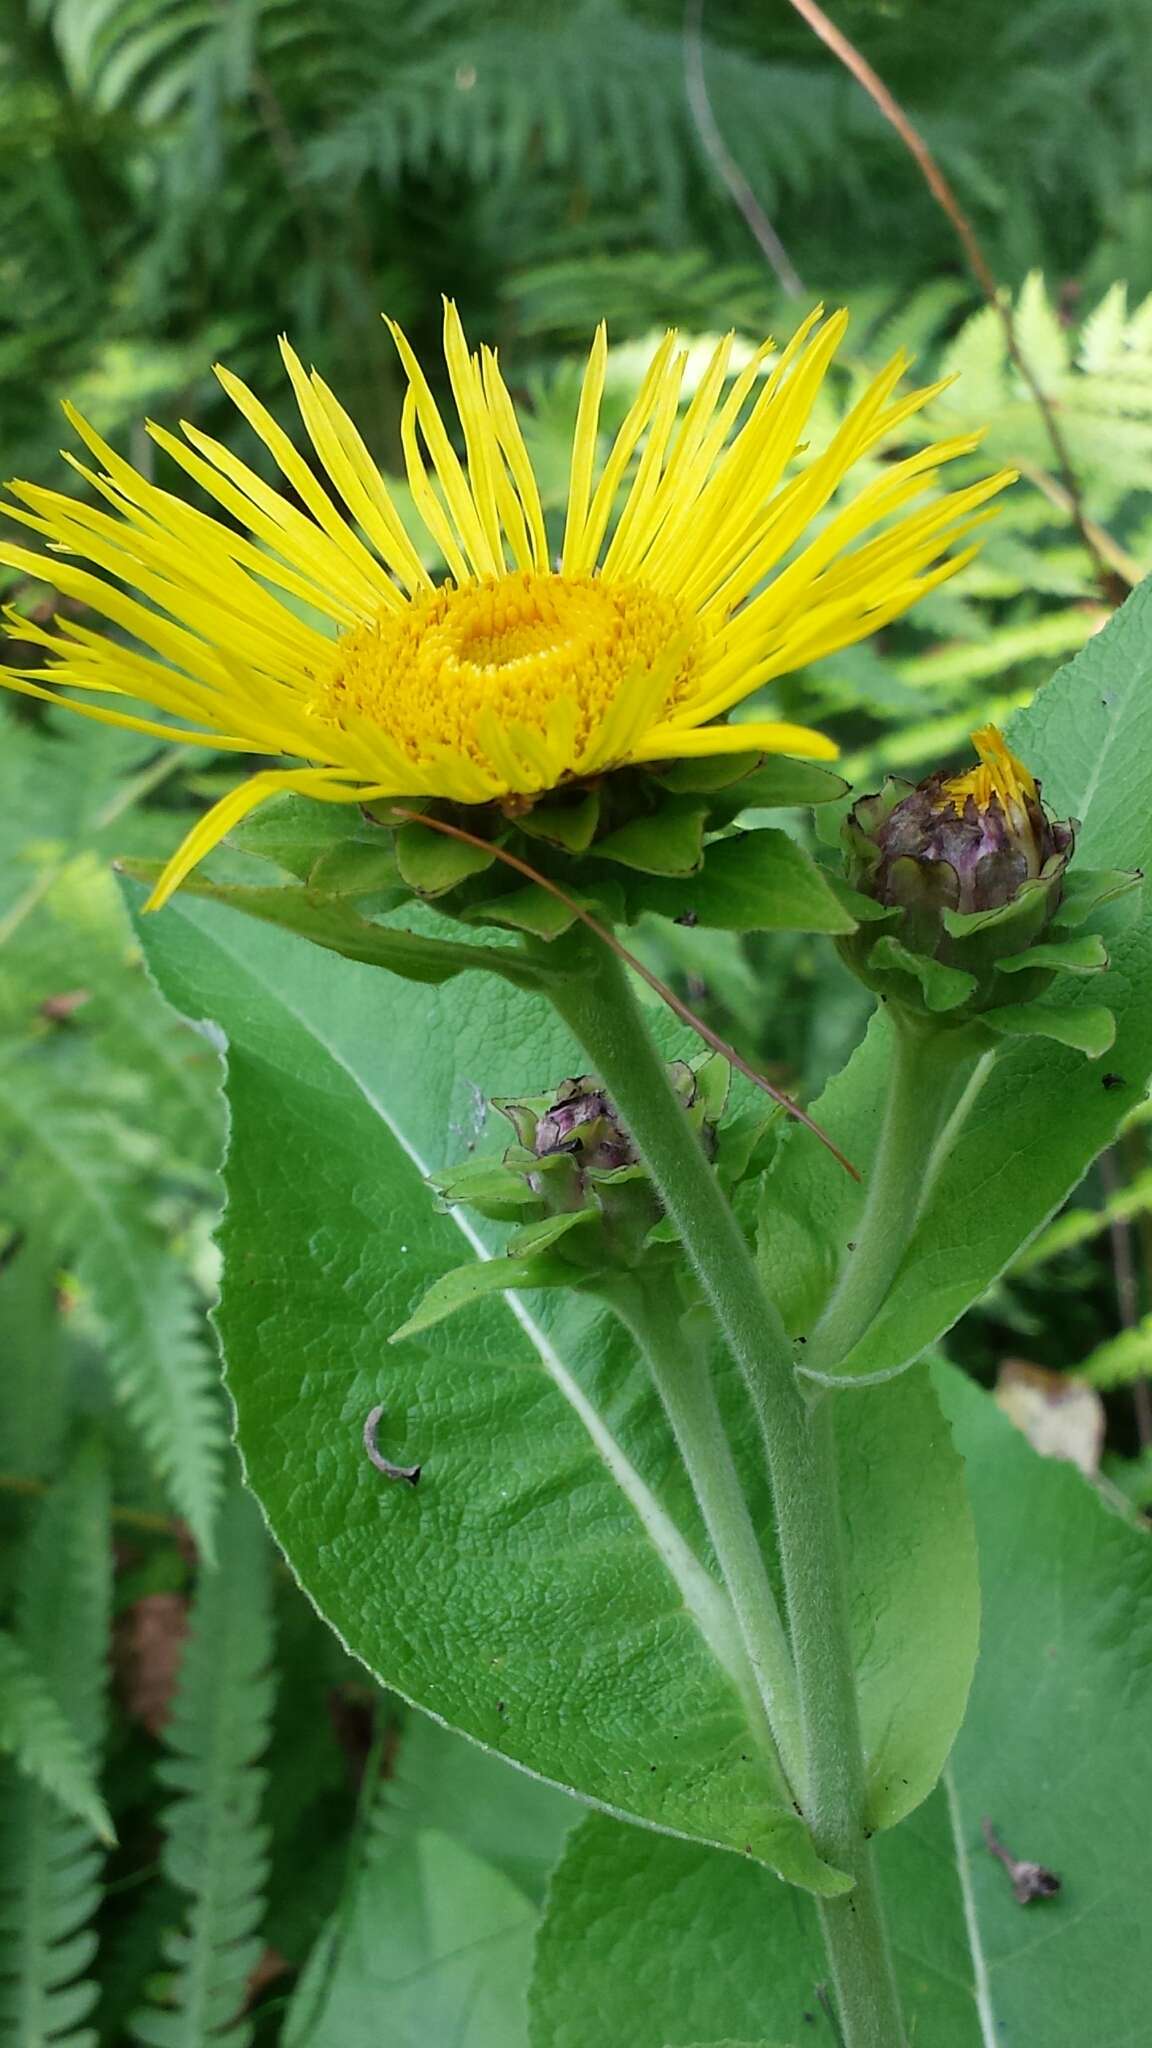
<box><xmin>115</xmin><ymin>1592</ymin><xmax>188</xmax><ymax>1735</ymax></box>
<box><xmin>995</xmin><ymin>1358</ymin><xmax>1105</xmax><ymax>1476</ymax></box>
<box><xmin>39</xmin><ymin>989</ymin><xmax>92</xmax><ymax>1022</ymax></box>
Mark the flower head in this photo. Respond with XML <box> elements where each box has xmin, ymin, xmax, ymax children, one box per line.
<box><xmin>854</xmin><ymin>724</ymin><xmax>1073</xmax><ymax>916</ymax></box>
<box><xmin>1</xmin><ymin>302</ymin><xmax>1011</xmax><ymax>907</ymax></box>
<box><xmin>834</xmin><ymin>726</ymin><xmax>1129</xmax><ymax>1047</ymax></box>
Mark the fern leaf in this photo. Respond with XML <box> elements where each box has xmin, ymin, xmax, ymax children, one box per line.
<box><xmin>1080</xmin><ymin>1316</ymin><xmax>1152</xmax><ymax>1391</ymax></box>
<box><xmin>0</xmin><ymin>1234</ymin><xmax>71</xmax><ymax>1482</ymax></box>
<box><xmin>0</xmin><ymin>1440</ymin><xmax>111</xmax><ymax>2046</ymax></box>
<box><xmin>0</xmin><ymin>1063</ymin><xmax>226</xmax><ymax>1559</ymax></box>
<box><xmin>130</xmin><ymin>1482</ymin><xmax>275</xmax><ymax>2048</ymax></box>
<box><xmin>0</xmin><ymin>1634</ymin><xmax>114</xmax><ymax>1845</ymax></box>
<box><xmin>1078</xmin><ymin>280</ymin><xmax>1130</xmax><ymax>373</ymax></box>
<box><xmin>1014</xmin><ymin>267</ymin><xmax>1071</xmax><ymax>387</ymax></box>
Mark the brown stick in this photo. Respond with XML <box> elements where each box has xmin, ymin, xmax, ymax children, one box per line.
<box><xmin>389</xmin><ymin>806</ymin><xmax>860</xmax><ymax>1180</ymax></box>
<box><xmin>785</xmin><ymin>0</ymin><xmax>1132</xmax><ymax>604</ymax></box>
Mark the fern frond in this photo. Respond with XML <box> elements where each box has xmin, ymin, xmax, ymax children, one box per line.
<box><xmin>0</xmin><ymin>1633</ymin><xmax>114</xmax><ymax>1844</ymax></box>
<box><xmin>1080</xmin><ymin>1316</ymin><xmax>1152</xmax><ymax>1391</ymax></box>
<box><xmin>0</xmin><ymin>1233</ymin><xmax>70</xmax><ymax>1481</ymax></box>
<box><xmin>0</xmin><ymin>1060</ymin><xmax>227</xmax><ymax>1558</ymax></box>
<box><xmin>0</xmin><ymin>851</ymin><xmax>226</xmax><ymax>1173</ymax></box>
<box><xmin>130</xmin><ymin>1482</ymin><xmax>275</xmax><ymax>2048</ymax></box>
<box><xmin>0</xmin><ymin>1440</ymin><xmax>111</xmax><ymax>2046</ymax></box>
<box><xmin>303</xmin><ymin>2</ymin><xmax>869</xmax><ymax>228</ymax></box>
<box><xmin>934</xmin><ymin>274</ymin><xmax>1152</xmax><ymax>518</ymax></box>
<box><xmin>1014</xmin><ymin>1166</ymin><xmax>1152</xmax><ymax>1273</ymax></box>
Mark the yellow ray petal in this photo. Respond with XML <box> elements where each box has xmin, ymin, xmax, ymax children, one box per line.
<box><xmin>632</xmin><ymin>719</ymin><xmax>840</xmax><ymax>764</ymax></box>
<box><xmin>396</xmin><ymin>389</ymin><xmax>473</xmax><ymax>585</ymax></box>
<box><xmin>278</xmin><ymin>341</ymin><xmax>427</xmax><ymax>598</ymax></box>
<box><xmin>213</xmin><ymin>363</ymin><xmax>399</xmax><ymax>601</ymax></box>
<box><xmin>479</xmin><ymin>346</ymin><xmax>550</xmax><ymax>570</ymax></box>
<box><xmin>561</xmin><ymin>322</ymin><xmax>608</xmax><ymax>572</ymax></box>
<box><xmin>386</xmin><ymin>312</ymin><xmax>501</xmax><ymax>578</ymax></box>
<box><xmin>145</xmin><ymin>767</ymin><xmax>372</xmax><ymax>910</ymax></box>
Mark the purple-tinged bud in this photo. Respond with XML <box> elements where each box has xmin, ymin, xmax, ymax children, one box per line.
<box><xmin>858</xmin><ymin>725</ymin><xmax>1073</xmax><ymax>917</ymax></box>
<box><xmin>834</xmin><ymin>725</ymin><xmax>1130</xmax><ymax>1050</ymax></box>
<box><xmin>531</xmin><ymin>1078</ymin><xmax>637</xmax><ymax>1174</ymax></box>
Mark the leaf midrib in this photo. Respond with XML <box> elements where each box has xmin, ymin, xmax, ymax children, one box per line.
<box><xmin>942</xmin><ymin>1763</ymin><xmax>999</xmax><ymax>2048</ymax></box>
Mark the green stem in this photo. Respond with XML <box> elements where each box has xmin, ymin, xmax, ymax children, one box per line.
<box><xmin>803</xmin><ymin>1016</ymin><xmax>978</xmax><ymax>1379</ymax></box>
<box><xmin>546</xmin><ymin>935</ymin><xmax>907</xmax><ymax>2048</ymax></box>
<box><xmin>608</xmin><ymin>1275</ymin><xmax>802</xmax><ymax>1788</ymax></box>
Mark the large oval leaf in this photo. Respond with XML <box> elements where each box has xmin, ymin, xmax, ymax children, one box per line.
<box><xmin>134</xmin><ymin>890</ymin><xmax>843</xmax><ymax>1891</ymax></box>
<box><xmin>529</xmin><ymin>1364</ymin><xmax>1152</xmax><ymax>2047</ymax></box>
<box><xmin>136</xmin><ymin>885</ymin><xmax>976</xmax><ymax>1878</ymax></box>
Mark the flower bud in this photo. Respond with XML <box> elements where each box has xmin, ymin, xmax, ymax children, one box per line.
<box><xmin>429</xmin><ymin>1057</ymin><xmax>731</xmax><ymax>1272</ymax></box>
<box><xmin>530</xmin><ymin>1078</ymin><xmax>637</xmax><ymax>1176</ymax></box>
<box><xmin>849</xmin><ymin>725</ymin><xmax>1073</xmax><ymax>920</ymax></box>
<box><xmin>836</xmin><ymin>726</ymin><xmax>1131</xmax><ymax>1054</ymax></box>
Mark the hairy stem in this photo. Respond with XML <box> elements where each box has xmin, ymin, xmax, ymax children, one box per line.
<box><xmin>803</xmin><ymin>1016</ymin><xmax>978</xmax><ymax>1379</ymax></box>
<box><xmin>608</xmin><ymin>1275</ymin><xmax>802</xmax><ymax>1786</ymax></box>
<box><xmin>546</xmin><ymin>934</ymin><xmax>907</xmax><ymax>2048</ymax></box>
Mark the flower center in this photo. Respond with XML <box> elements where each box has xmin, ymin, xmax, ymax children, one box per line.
<box><xmin>315</xmin><ymin>568</ymin><xmax>701</xmax><ymax>788</ymax></box>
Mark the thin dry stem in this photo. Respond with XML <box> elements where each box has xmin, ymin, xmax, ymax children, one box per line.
<box><xmin>785</xmin><ymin>0</ymin><xmax>1132</xmax><ymax>603</ymax></box>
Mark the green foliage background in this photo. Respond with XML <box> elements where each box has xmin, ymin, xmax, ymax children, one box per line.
<box><xmin>3</xmin><ymin>0</ymin><xmax>1152</xmax><ymax>2040</ymax></box>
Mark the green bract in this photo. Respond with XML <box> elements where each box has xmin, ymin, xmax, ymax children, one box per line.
<box><xmin>204</xmin><ymin>749</ymin><xmax>853</xmax><ymax>944</ymax></box>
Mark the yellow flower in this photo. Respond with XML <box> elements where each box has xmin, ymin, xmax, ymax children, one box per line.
<box><xmin>1</xmin><ymin>303</ymin><xmax>1011</xmax><ymax>908</ymax></box>
<box><xmin>942</xmin><ymin>722</ymin><xmax>1038</xmax><ymax>823</ymax></box>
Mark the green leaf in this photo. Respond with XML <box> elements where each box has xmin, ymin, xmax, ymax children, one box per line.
<box><xmin>384</xmin><ymin>1712</ymin><xmax>577</xmax><ymax>1903</ymax></box>
<box><xmin>130</xmin><ymin>1480</ymin><xmax>275</xmax><ymax>2048</ymax></box>
<box><xmin>518</xmin><ymin>793</ymin><xmax>601</xmax><ymax>852</ymax></box>
<box><xmin>0</xmin><ymin>1633</ymin><xmax>114</xmax><ymax>1844</ymax></box>
<box><xmin>529</xmin><ymin>1366</ymin><xmax>1152</xmax><ymax>2047</ymax></box>
<box><xmin>1013</xmin><ymin>1163</ymin><xmax>1152</xmax><ymax>1270</ymax></box>
<box><xmin>505</xmin><ymin>1208</ymin><xmax>600</xmax><ymax>1257</ymax></box>
<box><xmin>867</xmin><ymin>934</ymin><xmax>978</xmax><ymax>1010</ymax></box>
<box><xmin>293</xmin><ymin>1829</ymin><xmax>537</xmax><ymax>2048</ymax></box>
<box><xmin>0</xmin><ymin>1440</ymin><xmax>111</xmax><ymax>2048</ymax></box>
<box><xmin>307</xmin><ymin>837</ymin><xmax>405</xmax><ymax>898</ymax></box>
<box><xmin>652</xmin><ymin>752</ymin><xmax>765</xmax><ymax>793</ymax></box>
<box><xmin>133</xmin><ymin>889</ymin><xmax>841</xmax><ymax>1893</ymax></box>
<box><xmin>285</xmin><ymin>1717</ymin><xmax>574</xmax><ymax>2048</ymax></box>
<box><xmin>628</xmin><ymin>830</ymin><xmax>857</xmax><ymax>933</ymax></box>
<box><xmin>982</xmin><ymin>998</ymin><xmax>1116</xmax><ymax>1056</ymax></box>
<box><xmin>465</xmin><ymin>877</ymin><xmax>625</xmax><ymax>939</ymax></box>
<box><xmin>390</xmin><ymin>1249</ymin><xmax>588</xmax><ymax>1342</ymax></box>
<box><xmin>760</xmin><ymin>577</ymin><xmax>1152</xmax><ymax>1383</ymax></box>
<box><xmin>655</xmin><ymin>753</ymin><xmax>848</xmax><ymax>807</ymax></box>
<box><xmin>227</xmin><ymin>792</ymin><xmax>389</xmax><ymax>884</ymax></box>
<box><xmin>395</xmin><ymin>819</ymin><xmax>497</xmax><ymax>894</ymax></box>
<box><xmin>120</xmin><ymin>863</ymin><xmax>553</xmax><ymax>991</ymax></box>
<box><xmin>996</xmin><ymin>931</ymin><xmax>1109</xmax><ymax>974</ymax></box>
<box><xmin>731</xmin><ymin>760</ymin><xmax>853</xmax><ymax>808</ymax></box>
<box><xmin>837</xmin><ymin>1365</ymin><xmax>978</xmax><ymax>1833</ymax></box>
<box><xmin>434</xmin><ymin>1157</ymin><xmax>542</xmax><ymax>1217</ymax></box>
<box><xmin>594</xmin><ymin>799</ymin><xmax>710</xmax><ymax>875</ymax></box>
<box><xmin>1051</xmin><ymin>866</ymin><xmax>1142</xmax><ymax>928</ymax></box>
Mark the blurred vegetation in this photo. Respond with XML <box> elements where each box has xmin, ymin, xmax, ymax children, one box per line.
<box><xmin>3</xmin><ymin>0</ymin><xmax>1152</xmax><ymax>2038</ymax></box>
